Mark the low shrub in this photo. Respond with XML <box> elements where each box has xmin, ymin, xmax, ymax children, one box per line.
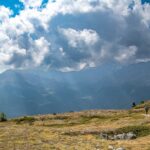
<box><xmin>0</xmin><ymin>113</ymin><xmax>7</xmax><ymax>122</ymax></box>
<box><xmin>14</xmin><ymin>116</ymin><xmax>36</xmax><ymax>124</ymax></box>
<box><xmin>140</xmin><ymin>101</ymin><xmax>145</xmax><ymax>104</ymax></box>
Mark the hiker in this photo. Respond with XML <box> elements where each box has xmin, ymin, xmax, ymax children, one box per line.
<box><xmin>132</xmin><ymin>102</ymin><xmax>136</xmax><ymax>108</ymax></box>
<box><xmin>144</xmin><ymin>105</ymin><xmax>149</xmax><ymax>114</ymax></box>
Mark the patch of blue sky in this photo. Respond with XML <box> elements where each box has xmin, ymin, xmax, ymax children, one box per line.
<box><xmin>142</xmin><ymin>0</ymin><xmax>150</xmax><ymax>4</ymax></box>
<box><xmin>0</xmin><ymin>0</ymin><xmax>49</xmax><ymax>17</ymax></box>
<box><xmin>42</xmin><ymin>0</ymin><xmax>49</xmax><ymax>6</ymax></box>
<box><xmin>0</xmin><ymin>0</ymin><xmax>24</xmax><ymax>16</ymax></box>
<box><xmin>40</xmin><ymin>0</ymin><xmax>49</xmax><ymax>9</ymax></box>
<box><xmin>0</xmin><ymin>0</ymin><xmax>149</xmax><ymax>17</ymax></box>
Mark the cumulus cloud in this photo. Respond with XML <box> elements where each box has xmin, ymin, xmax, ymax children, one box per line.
<box><xmin>19</xmin><ymin>0</ymin><xmax>43</xmax><ymax>8</ymax></box>
<box><xmin>0</xmin><ymin>0</ymin><xmax>150</xmax><ymax>72</ymax></box>
<box><xmin>0</xmin><ymin>6</ymin><xmax>12</xmax><ymax>21</ymax></box>
<box><xmin>31</xmin><ymin>37</ymin><xmax>50</xmax><ymax>66</ymax></box>
<box><xmin>59</xmin><ymin>28</ymin><xmax>100</xmax><ymax>48</ymax></box>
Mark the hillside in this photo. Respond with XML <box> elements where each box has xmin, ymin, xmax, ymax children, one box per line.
<box><xmin>0</xmin><ymin>101</ymin><xmax>150</xmax><ymax>150</ymax></box>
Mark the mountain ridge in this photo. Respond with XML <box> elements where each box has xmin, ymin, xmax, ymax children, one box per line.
<box><xmin>0</xmin><ymin>62</ymin><xmax>150</xmax><ymax>117</ymax></box>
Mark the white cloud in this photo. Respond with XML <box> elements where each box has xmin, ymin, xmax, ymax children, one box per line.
<box><xmin>19</xmin><ymin>0</ymin><xmax>43</xmax><ymax>8</ymax></box>
<box><xmin>0</xmin><ymin>6</ymin><xmax>12</xmax><ymax>22</ymax></box>
<box><xmin>59</xmin><ymin>28</ymin><xmax>100</xmax><ymax>48</ymax></box>
<box><xmin>115</xmin><ymin>46</ymin><xmax>137</xmax><ymax>63</ymax></box>
<box><xmin>0</xmin><ymin>0</ymin><xmax>150</xmax><ymax>72</ymax></box>
<box><xmin>136</xmin><ymin>58</ymin><xmax>150</xmax><ymax>63</ymax></box>
<box><xmin>60</xmin><ymin>62</ymin><xmax>87</xmax><ymax>72</ymax></box>
<box><xmin>46</xmin><ymin>0</ymin><xmax>102</xmax><ymax>15</ymax></box>
<box><xmin>32</xmin><ymin>37</ymin><xmax>50</xmax><ymax>66</ymax></box>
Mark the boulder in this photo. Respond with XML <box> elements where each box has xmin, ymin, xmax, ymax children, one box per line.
<box><xmin>116</xmin><ymin>148</ymin><xmax>125</xmax><ymax>150</ymax></box>
<box><xmin>126</xmin><ymin>132</ymin><xmax>136</xmax><ymax>139</ymax></box>
<box><xmin>108</xmin><ymin>145</ymin><xmax>114</xmax><ymax>150</ymax></box>
<box><xmin>114</xmin><ymin>133</ymin><xmax>126</xmax><ymax>140</ymax></box>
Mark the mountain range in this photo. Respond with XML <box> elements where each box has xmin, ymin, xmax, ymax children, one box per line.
<box><xmin>0</xmin><ymin>62</ymin><xmax>150</xmax><ymax>117</ymax></box>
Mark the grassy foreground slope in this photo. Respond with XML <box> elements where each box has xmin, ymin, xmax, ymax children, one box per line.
<box><xmin>0</xmin><ymin>101</ymin><xmax>150</xmax><ymax>150</ymax></box>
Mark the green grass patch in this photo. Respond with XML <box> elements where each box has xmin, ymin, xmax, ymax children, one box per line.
<box><xmin>54</xmin><ymin>115</ymin><xmax>70</xmax><ymax>120</ymax></box>
<box><xmin>79</xmin><ymin>115</ymin><xmax>110</xmax><ymax>123</ymax></box>
<box><xmin>13</xmin><ymin>116</ymin><xmax>36</xmax><ymax>124</ymax></box>
<box><xmin>42</xmin><ymin>116</ymin><xmax>106</xmax><ymax>128</ymax></box>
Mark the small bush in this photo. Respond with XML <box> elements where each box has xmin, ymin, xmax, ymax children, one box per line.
<box><xmin>69</xmin><ymin>111</ymin><xmax>74</xmax><ymax>113</ymax></box>
<box><xmin>0</xmin><ymin>113</ymin><xmax>7</xmax><ymax>122</ymax></box>
<box><xmin>140</xmin><ymin>101</ymin><xmax>145</xmax><ymax>104</ymax></box>
<box><xmin>54</xmin><ymin>115</ymin><xmax>69</xmax><ymax>120</ymax></box>
<box><xmin>14</xmin><ymin>116</ymin><xmax>36</xmax><ymax>124</ymax></box>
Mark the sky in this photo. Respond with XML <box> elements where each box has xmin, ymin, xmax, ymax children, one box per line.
<box><xmin>0</xmin><ymin>0</ymin><xmax>150</xmax><ymax>73</ymax></box>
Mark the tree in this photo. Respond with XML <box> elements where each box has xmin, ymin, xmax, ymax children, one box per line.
<box><xmin>0</xmin><ymin>112</ymin><xmax>7</xmax><ymax>122</ymax></box>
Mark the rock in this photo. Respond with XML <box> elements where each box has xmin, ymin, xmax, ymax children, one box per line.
<box><xmin>126</xmin><ymin>132</ymin><xmax>136</xmax><ymax>139</ymax></box>
<box><xmin>108</xmin><ymin>135</ymin><xmax>115</xmax><ymax>140</ymax></box>
<box><xmin>100</xmin><ymin>132</ymin><xmax>136</xmax><ymax>140</ymax></box>
<box><xmin>116</xmin><ymin>148</ymin><xmax>125</xmax><ymax>150</ymax></box>
<box><xmin>100</xmin><ymin>133</ymin><xmax>108</xmax><ymax>139</ymax></box>
<box><xmin>108</xmin><ymin>145</ymin><xmax>114</xmax><ymax>150</ymax></box>
<box><xmin>95</xmin><ymin>144</ymin><xmax>101</xmax><ymax>149</ymax></box>
<box><xmin>114</xmin><ymin>133</ymin><xmax>126</xmax><ymax>140</ymax></box>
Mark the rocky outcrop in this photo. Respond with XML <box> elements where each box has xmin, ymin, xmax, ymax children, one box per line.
<box><xmin>100</xmin><ymin>132</ymin><xmax>136</xmax><ymax>140</ymax></box>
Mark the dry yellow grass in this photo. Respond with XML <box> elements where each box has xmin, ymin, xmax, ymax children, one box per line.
<box><xmin>0</xmin><ymin>101</ymin><xmax>150</xmax><ymax>150</ymax></box>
